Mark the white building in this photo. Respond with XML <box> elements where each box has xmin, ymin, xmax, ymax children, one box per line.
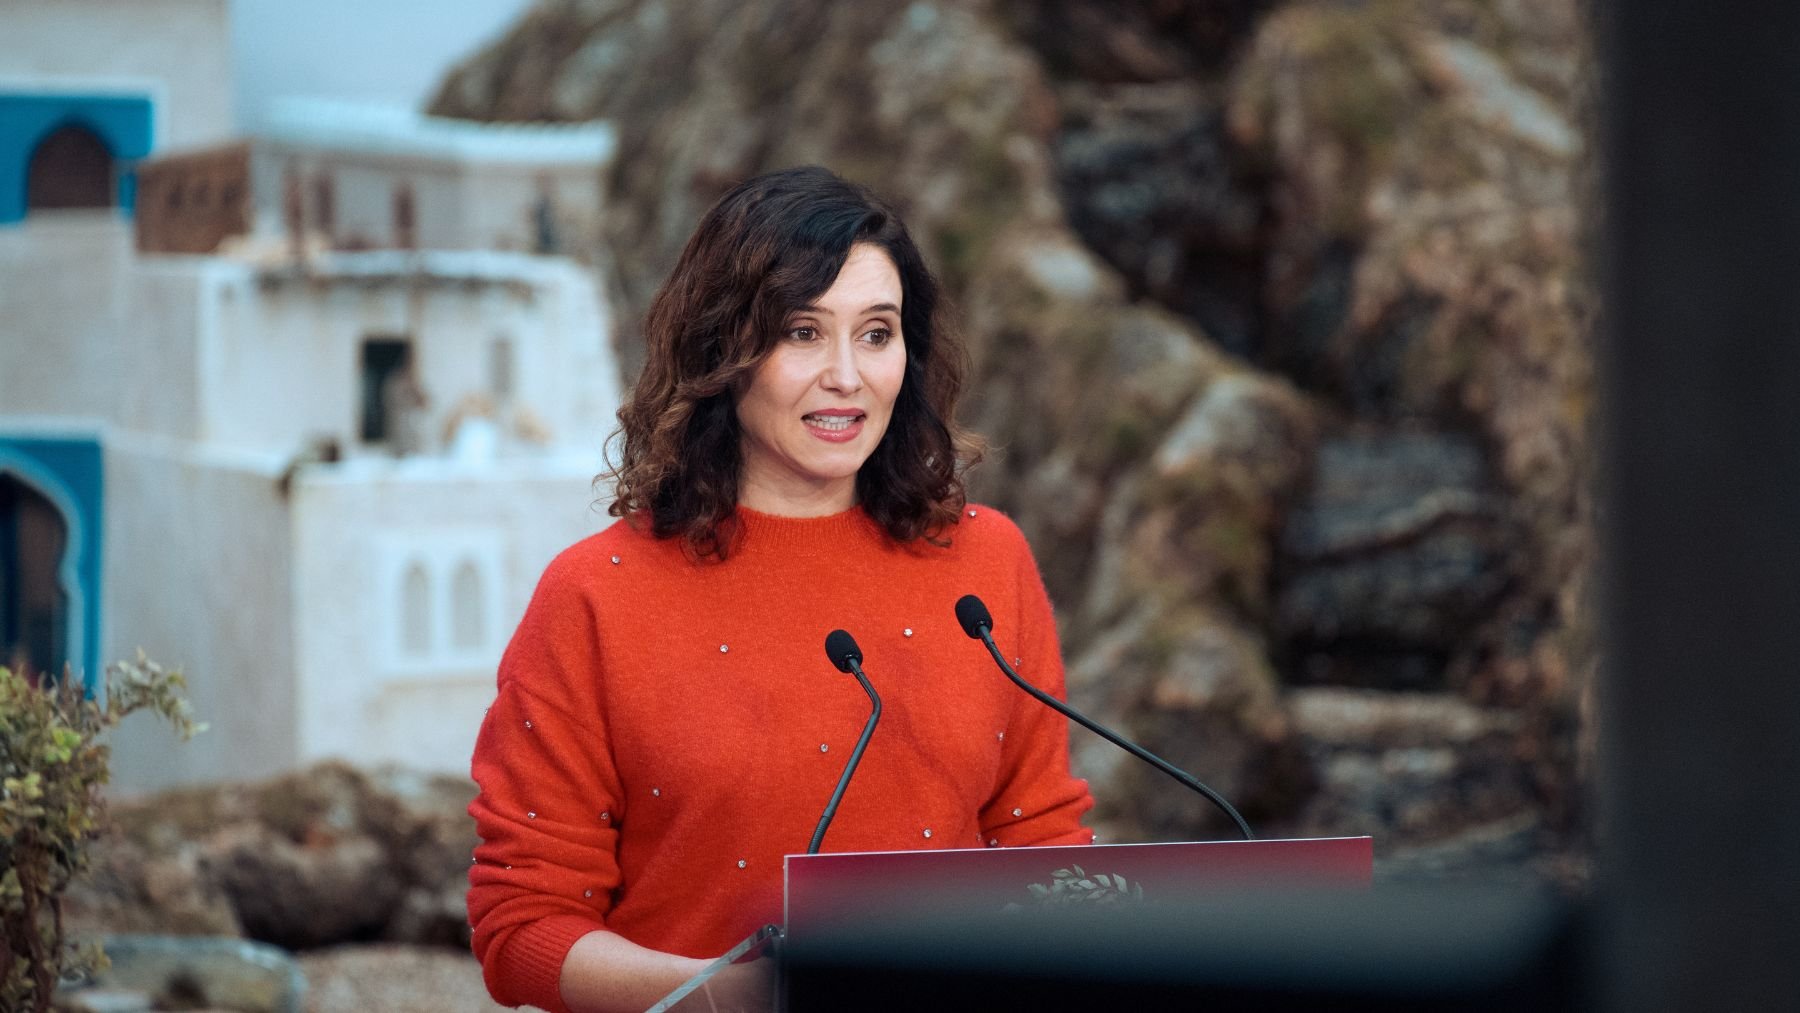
<box><xmin>252</xmin><ymin>97</ymin><xmax>612</xmax><ymax>258</ymax></box>
<box><xmin>0</xmin><ymin>0</ymin><xmax>623</xmax><ymax>793</ymax></box>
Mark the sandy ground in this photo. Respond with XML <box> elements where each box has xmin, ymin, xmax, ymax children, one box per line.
<box><xmin>298</xmin><ymin>944</ymin><xmax>537</xmax><ymax>1013</ymax></box>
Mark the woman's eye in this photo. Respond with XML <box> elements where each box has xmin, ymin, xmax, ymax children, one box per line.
<box><xmin>787</xmin><ymin>326</ymin><xmax>817</xmax><ymax>342</ymax></box>
<box><xmin>863</xmin><ymin>327</ymin><xmax>893</xmax><ymax>346</ymax></box>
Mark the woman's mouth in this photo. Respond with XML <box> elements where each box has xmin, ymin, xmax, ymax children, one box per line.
<box><xmin>804</xmin><ymin>412</ymin><xmax>860</xmax><ymax>431</ymax></box>
<box><xmin>803</xmin><ymin>412</ymin><xmax>865</xmax><ymax>442</ymax></box>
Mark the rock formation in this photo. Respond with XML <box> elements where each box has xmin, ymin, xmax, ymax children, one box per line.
<box><xmin>66</xmin><ymin>763</ymin><xmax>478</xmax><ymax>951</ymax></box>
<box><xmin>428</xmin><ymin>0</ymin><xmax>1596</xmax><ymax>880</ymax></box>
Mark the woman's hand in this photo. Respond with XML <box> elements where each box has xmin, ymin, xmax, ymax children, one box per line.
<box><xmin>697</xmin><ymin>956</ymin><xmax>776</xmax><ymax>1013</ymax></box>
<box><xmin>558</xmin><ymin>931</ymin><xmax>775</xmax><ymax>1013</ymax></box>
<box><xmin>559</xmin><ymin>930</ymin><xmax>710</xmax><ymax>1013</ymax></box>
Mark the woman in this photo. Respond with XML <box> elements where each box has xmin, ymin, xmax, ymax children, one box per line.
<box><xmin>467</xmin><ymin>166</ymin><xmax>1093</xmax><ymax>1013</ymax></box>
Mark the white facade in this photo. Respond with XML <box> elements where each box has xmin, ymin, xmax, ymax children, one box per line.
<box><xmin>0</xmin><ymin>217</ymin><xmax>140</xmax><ymax>421</ymax></box>
<box><xmin>99</xmin><ymin>432</ymin><xmax>301</xmax><ymax>788</ymax></box>
<box><xmin>168</xmin><ymin>251</ymin><xmax>618</xmax><ymax>453</ymax></box>
<box><xmin>99</xmin><ymin>434</ymin><xmax>610</xmax><ymax>791</ymax></box>
<box><xmin>1</xmin><ymin>6</ymin><xmax>624</xmax><ymax>791</ymax></box>
<box><xmin>250</xmin><ymin>99</ymin><xmax>615</xmax><ymax>258</ymax></box>
<box><xmin>290</xmin><ymin>459</ymin><xmax>605</xmax><ymax>773</ymax></box>
<box><xmin>0</xmin><ymin>0</ymin><xmax>234</xmax><ymax>153</ymax></box>
<box><xmin>80</xmin><ymin>248</ymin><xmax>621</xmax><ymax>793</ymax></box>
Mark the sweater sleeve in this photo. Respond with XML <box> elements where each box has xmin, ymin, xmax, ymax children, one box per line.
<box><xmin>977</xmin><ymin>521</ymin><xmax>1095</xmax><ymax>847</ymax></box>
<box><xmin>468</xmin><ymin>552</ymin><xmax>624</xmax><ymax>1013</ymax></box>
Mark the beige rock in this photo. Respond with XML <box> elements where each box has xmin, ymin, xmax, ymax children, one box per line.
<box><xmin>69</xmin><ymin>763</ymin><xmax>478</xmax><ymax>951</ymax></box>
<box><xmin>424</xmin><ymin>0</ymin><xmax>1594</xmax><ymax>874</ymax></box>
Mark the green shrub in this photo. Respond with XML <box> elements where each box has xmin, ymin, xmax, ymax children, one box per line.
<box><xmin>1</xmin><ymin>654</ymin><xmax>203</xmax><ymax>1013</ymax></box>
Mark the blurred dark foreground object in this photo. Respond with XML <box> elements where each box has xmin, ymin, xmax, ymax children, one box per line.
<box><xmin>780</xmin><ymin>883</ymin><xmax>1579</xmax><ymax>1012</ymax></box>
<box><xmin>1597</xmin><ymin>0</ymin><xmax>1800</xmax><ymax>1010</ymax></box>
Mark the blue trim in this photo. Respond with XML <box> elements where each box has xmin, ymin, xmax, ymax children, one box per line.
<box><xmin>0</xmin><ymin>93</ymin><xmax>154</xmax><ymax>225</ymax></box>
<box><xmin>0</xmin><ymin>434</ymin><xmax>104</xmax><ymax>691</ymax></box>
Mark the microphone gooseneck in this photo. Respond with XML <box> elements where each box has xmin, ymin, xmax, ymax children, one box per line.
<box><xmin>811</xmin><ymin>629</ymin><xmax>883</xmax><ymax>854</ymax></box>
<box><xmin>953</xmin><ymin>594</ymin><xmax>1255</xmax><ymax>841</ymax></box>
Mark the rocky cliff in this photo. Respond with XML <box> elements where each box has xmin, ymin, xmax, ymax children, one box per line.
<box><xmin>428</xmin><ymin>0</ymin><xmax>1596</xmax><ymax>881</ymax></box>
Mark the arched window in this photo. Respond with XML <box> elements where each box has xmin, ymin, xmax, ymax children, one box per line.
<box><xmin>451</xmin><ymin>560</ymin><xmax>484</xmax><ymax>652</ymax></box>
<box><xmin>0</xmin><ymin>472</ymin><xmax>71</xmax><ymax>683</ymax></box>
<box><xmin>402</xmin><ymin>562</ymin><xmax>431</xmax><ymax>656</ymax></box>
<box><xmin>26</xmin><ymin>123</ymin><xmax>115</xmax><ymax>211</ymax></box>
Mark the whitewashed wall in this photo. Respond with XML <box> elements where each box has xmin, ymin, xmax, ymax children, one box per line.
<box><xmin>288</xmin><ymin>459</ymin><xmax>608</xmax><ymax>773</ymax></box>
<box><xmin>248</xmin><ymin>132</ymin><xmax>607</xmax><ymax>255</ymax></box>
<box><xmin>101</xmin><ymin>442</ymin><xmax>615</xmax><ymax>791</ymax></box>
<box><xmin>0</xmin><ymin>218</ymin><xmax>137</xmax><ymax>420</ymax></box>
<box><xmin>102</xmin><ymin>434</ymin><xmax>299</xmax><ymax>794</ymax></box>
<box><xmin>118</xmin><ymin>258</ymin><xmax>216</xmax><ymax>440</ymax></box>
<box><xmin>460</xmin><ymin>161</ymin><xmax>606</xmax><ymax>256</ymax></box>
<box><xmin>198</xmin><ymin>251</ymin><xmax>616</xmax><ymax>457</ymax></box>
<box><xmin>0</xmin><ymin>0</ymin><xmax>233</xmax><ymax>153</ymax></box>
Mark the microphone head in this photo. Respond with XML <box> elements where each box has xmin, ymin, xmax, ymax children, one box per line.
<box><xmin>954</xmin><ymin>595</ymin><xmax>993</xmax><ymax>639</ymax></box>
<box><xmin>824</xmin><ymin>629</ymin><xmax>863</xmax><ymax>673</ymax></box>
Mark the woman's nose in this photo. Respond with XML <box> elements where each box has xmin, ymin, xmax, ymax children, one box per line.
<box><xmin>821</xmin><ymin>335</ymin><xmax>862</xmax><ymax>393</ymax></box>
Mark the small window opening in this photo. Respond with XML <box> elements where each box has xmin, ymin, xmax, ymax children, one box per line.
<box><xmin>360</xmin><ymin>338</ymin><xmax>414</xmax><ymax>443</ymax></box>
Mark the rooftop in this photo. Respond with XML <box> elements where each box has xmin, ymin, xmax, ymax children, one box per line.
<box><xmin>258</xmin><ymin>97</ymin><xmax>615</xmax><ymax>166</ymax></box>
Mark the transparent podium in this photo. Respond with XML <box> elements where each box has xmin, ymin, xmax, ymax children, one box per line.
<box><xmin>646</xmin><ymin>922</ymin><xmax>781</xmax><ymax>1012</ymax></box>
<box><xmin>647</xmin><ymin>836</ymin><xmax>1374</xmax><ymax>1013</ymax></box>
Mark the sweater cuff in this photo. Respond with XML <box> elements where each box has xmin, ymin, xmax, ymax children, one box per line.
<box><xmin>501</xmin><ymin>914</ymin><xmax>606</xmax><ymax>1013</ymax></box>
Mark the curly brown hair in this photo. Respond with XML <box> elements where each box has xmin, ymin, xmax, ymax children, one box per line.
<box><xmin>604</xmin><ymin>166</ymin><xmax>982</xmax><ymax>559</ymax></box>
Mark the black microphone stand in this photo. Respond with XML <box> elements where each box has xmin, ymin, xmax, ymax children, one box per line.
<box><xmin>963</xmin><ymin>603</ymin><xmax>1254</xmax><ymax>841</ymax></box>
<box><xmin>811</xmin><ymin>632</ymin><xmax>883</xmax><ymax>854</ymax></box>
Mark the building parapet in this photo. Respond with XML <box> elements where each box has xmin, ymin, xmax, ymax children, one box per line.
<box><xmin>260</xmin><ymin>97</ymin><xmax>615</xmax><ymax>166</ymax></box>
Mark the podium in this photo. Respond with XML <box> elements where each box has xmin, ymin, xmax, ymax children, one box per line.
<box><xmin>648</xmin><ymin>836</ymin><xmax>1374</xmax><ymax>1012</ymax></box>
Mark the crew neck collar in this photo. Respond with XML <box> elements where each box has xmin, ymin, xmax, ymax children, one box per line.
<box><xmin>728</xmin><ymin>501</ymin><xmax>882</xmax><ymax>547</ymax></box>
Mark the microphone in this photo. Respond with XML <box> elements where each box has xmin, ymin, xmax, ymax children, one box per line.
<box><xmin>811</xmin><ymin>629</ymin><xmax>883</xmax><ymax>854</ymax></box>
<box><xmin>954</xmin><ymin>594</ymin><xmax>1254</xmax><ymax>841</ymax></box>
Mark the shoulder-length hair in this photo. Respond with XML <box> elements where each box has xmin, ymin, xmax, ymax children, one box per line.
<box><xmin>605</xmin><ymin>165</ymin><xmax>982</xmax><ymax>559</ymax></box>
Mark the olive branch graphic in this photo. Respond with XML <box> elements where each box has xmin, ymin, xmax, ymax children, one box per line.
<box><xmin>1003</xmin><ymin>864</ymin><xmax>1147</xmax><ymax>913</ymax></box>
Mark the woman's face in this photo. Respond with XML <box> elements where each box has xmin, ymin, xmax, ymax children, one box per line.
<box><xmin>736</xmin><ymin>243</ymin><xmax>908</xmax><ymax>516</ymax></box>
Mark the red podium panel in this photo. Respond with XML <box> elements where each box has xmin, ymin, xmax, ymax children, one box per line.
<box><xmin>784</xmin><ymin>837</ymin><xmax>1372</xmax><ymax>947</ymax></box>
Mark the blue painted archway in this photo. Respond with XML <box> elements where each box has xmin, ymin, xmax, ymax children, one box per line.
<box><xmin>0</xmin><ymin>434</ymin><xmax>104</xmax><ymax>691</ymax></box>
<box><xmin>0</xmin><ymin>93</ymin><xmax>153</xmax><ymax>225</ymax></box>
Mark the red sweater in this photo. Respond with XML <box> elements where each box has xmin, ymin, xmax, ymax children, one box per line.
<box><xmin>467</xmin><ymin>504</ymin><xmax>1093</xmax><ymax>1012</ymax></box>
